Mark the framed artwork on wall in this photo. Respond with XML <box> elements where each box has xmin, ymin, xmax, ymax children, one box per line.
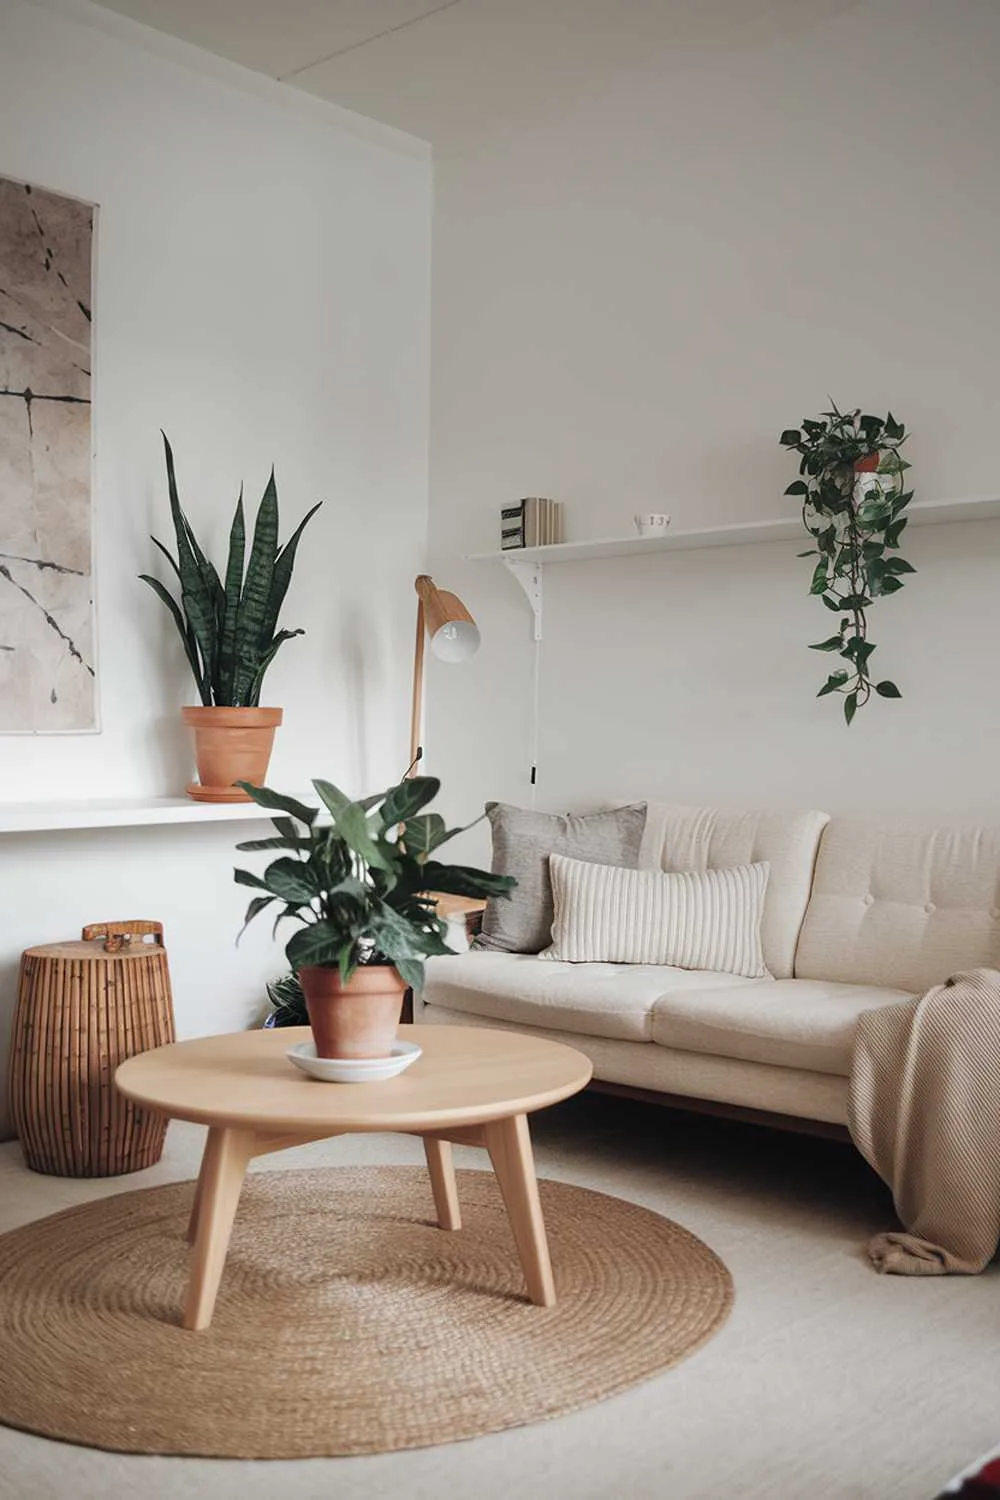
<box><xmin>0</xmin><ymin>173</ymin><xmax>96</xmax><ymax>733</ymax></box>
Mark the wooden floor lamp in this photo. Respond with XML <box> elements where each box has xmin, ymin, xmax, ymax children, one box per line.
<box><xmin>409</xmin><ymin>574</ymin><xmax>480</xmax><ymax>775</ymax></box>
<box><xmin>406</xmin><ymin>576</ymin><xmax>486</xmax><ymax>968</ymax></box>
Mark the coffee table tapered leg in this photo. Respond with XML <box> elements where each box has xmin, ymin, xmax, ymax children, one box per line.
<box><xmin>424</xmin><ymin>1136</ymin><xmax>461</xmax><ymax>1230</ymax></box>
<box><xmin>186</xmin><ymin>1140</ymin><xmax>209</xmax><ymax>1244</ymax></box>
<box><xmin>183</xmin><ymin>1126</ymin><xmax>255</xmax><ymax>1331</ymax></box>
<box><xmin>483</xmin><ymin>1112</ymin><xmax>556</xmax><ymax>1307</ymax></box>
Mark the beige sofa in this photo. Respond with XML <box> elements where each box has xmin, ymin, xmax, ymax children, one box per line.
<box><xmin>415</xmin><ymin>804</ymin><xmax>1000</xmax><ymax>1132</ymax></box>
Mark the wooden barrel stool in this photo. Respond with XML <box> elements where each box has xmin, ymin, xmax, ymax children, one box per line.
<box><xmin>8</xmin><ymin>920</ymin><xmax>176</xmax><ymax>1177</ymax></box>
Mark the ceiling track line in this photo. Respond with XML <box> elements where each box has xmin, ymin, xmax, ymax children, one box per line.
<box><xmin>278</xmin><ymin>0</ymin><xmax>467</xmax><ymax>81</ymax></box>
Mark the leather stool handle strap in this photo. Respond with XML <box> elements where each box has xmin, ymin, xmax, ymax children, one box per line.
<box><xmin>81</xmin><ymin>920</ymin><xmax>165</xmax><ymax>952</ymax></box>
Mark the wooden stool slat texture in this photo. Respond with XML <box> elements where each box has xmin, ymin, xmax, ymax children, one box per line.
<box><xmin>9</xmin><ymin>921</ymin><xmax>176</xmax><ymax>1177</ymax></box>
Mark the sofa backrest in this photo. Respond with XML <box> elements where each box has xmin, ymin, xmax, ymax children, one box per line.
<box><xmin>795</xmin><ymin>818</ymin><xmax>1000</xmax><ymax>993</ymax></box>
<box><xmin>640</xmin><ymin>804</ymin><xmax>830</xmax><ymax>979</ymax></box>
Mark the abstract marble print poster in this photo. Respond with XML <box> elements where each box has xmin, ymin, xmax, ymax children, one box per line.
<box><xmin>0</xmin><ymin>174</ymin><xmax>95</xmax><ymax>732</ymax></box>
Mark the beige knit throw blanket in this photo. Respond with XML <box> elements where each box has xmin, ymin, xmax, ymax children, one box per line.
<box><xmin>848</xmin><ymin>966</ymin><xmax>1000</xmax><ymax>1275</ymax></box>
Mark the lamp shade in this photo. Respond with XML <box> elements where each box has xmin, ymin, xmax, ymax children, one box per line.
<box><xmin>409</xmin><ymin>575</ymin><xmax>480</xmax><ymax>773</ymax></box>
<box><xmin>415</xmin><ymin>577</ymin><xmax>480</xmax><ymax>663</ymax></box>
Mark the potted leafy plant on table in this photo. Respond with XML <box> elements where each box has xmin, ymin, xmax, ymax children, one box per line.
<box><xmin>140</xmin><ymin>433</ymin><xmax>321</xmax><ymax>800</ymax></box>
<box><xmin>234</xmin><ymin>775</ymin><xmax>514</xmax><ymax>1059</ymax></box>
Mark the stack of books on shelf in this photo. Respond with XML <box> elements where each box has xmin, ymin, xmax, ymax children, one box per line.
<box><xmin>500</xmin><ymin>497</ymin><xmax>564</xmax><ymax>550</ymax></box>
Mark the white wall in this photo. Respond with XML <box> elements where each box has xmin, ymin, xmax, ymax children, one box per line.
<box><xmin>0</xmin><ymin>0</ymin><xmax>431</xmax><ymax>1137</ymax></box>
<box><xmin>426</xmin><ymin>0</ymin><xmax>1000</xmax><ymax>864</ymax></box>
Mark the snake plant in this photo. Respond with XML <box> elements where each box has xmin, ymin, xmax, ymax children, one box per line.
<box><xmin>140</xmin><ymin>433</ymin><xmax>321</xmax><ymax>706</ymax></box>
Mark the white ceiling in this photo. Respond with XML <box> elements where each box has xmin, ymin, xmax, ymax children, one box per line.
<box><xmin>97</xmin><ymin>0</ymin><xmax>860</xmax><ymax>147</ymax></box>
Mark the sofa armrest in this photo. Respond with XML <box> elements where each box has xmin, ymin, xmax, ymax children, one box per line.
<box><xmin>427</xmin><ymin>893</ymin><xmax>486</xmax><ymax>944</ymax></box>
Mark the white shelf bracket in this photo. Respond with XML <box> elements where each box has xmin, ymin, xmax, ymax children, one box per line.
<box><xmin>502</xmin><ymin>557</ymin><xmax>543</xmax><ymax>641</ymax></box>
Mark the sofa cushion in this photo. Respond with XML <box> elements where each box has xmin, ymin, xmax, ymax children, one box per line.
<box><xmin>416</xmin><ymin>1000</ymin><xmax>852</xmax><ymax>1125</ymax></box>
<box><xmin>639</xmin><ymin>804</ymin><xmax>829</xmax><ymax>980</ymax></box>
<box><xmin>475</xmin><ymin>800</ymin><xmax>647</xmax><ymax>955</ymax></box>
<box><xmin>542</xmin><ymin>853</ymin><xmax>770</xmax><ymax>978</ymax></box>
<box><xmin>420</xmin><ymin>951</ymin><xmax>760</xmax><ymax>1043</ymax></box>
<box><xmin>651</xmin><ymin>978</ymin><xmax>913</xmax><ymax>1077</ymax></box>
<box><xmin>795</xmin><ymin>818</ymin><xmax>1000</xmax><ymax>993</ymax></box>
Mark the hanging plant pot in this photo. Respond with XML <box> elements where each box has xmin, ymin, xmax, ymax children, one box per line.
<box><xmin>779</xmin><ymin>406</ymin><xmax>914</xmax><ymax>724</ymax></box>
<box><xmin>853</xmin><ymin>450</ymin><xmax>896</xmax><ymax>506</ymax></box>
<box><xmin>182</xmin><ymin>705</ymin><xmax>283</xmax><ymax>802</ymax></box>
<box><xmin>298</xmin><ymin>965</ymin><xmax>407</xmax><ymax>1059</ymax></box>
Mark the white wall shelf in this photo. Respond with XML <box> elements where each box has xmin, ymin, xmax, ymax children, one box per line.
<box><xmin>465</xmin><ymin>494</ymin><xmax>1000</xmax><ymax>567</ymax></box>
<box><xmin>0</xmin><ymin>796</ymin><xmax>317</xmax><ymax>836</ymax></box>
<box><xmin>466</xmin><ymin>495</ymin><xmax>1000</xmax><ymax>639</ymax></box>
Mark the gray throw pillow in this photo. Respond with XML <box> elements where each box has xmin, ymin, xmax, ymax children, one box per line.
<box><xmin>475</xmin><ymin>801</ymin><xmax>648</xmax><ymax>954</ymax></box>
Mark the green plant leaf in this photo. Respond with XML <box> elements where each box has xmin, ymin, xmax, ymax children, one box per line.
<box><xmin>822</xmin><ymin>594</ymin><xmax>846</xmax><ymax>612</ymax></box>
<box><xmin>311</xmin><ymin>778</ymin><xmax>351</xmax><ymax>816</ymax></box>
<box><xmin>808</xmin><ymin>560</ymin><xmax>829</xmax><ymax>595</ymax></box>
<box><xmin>784</xmin><ymin>480</ymin><xmax>809</xmax><ymax>496</ymax></box>
<box><xmin>844</xmin><ymin>692</ymin><xmax>859</xmax><ymax>725</ymax></box>
<box><xmin>138</xmin><ymin>574</ymin><xmax>209</xmax><ymax>703</ymax></box>
<box><xmin>244</xmin><ymin>628</ymin><xmax>305</xmax><ymax>707</ymax></box>
<box><xmin>380</xmin><ymin>776</ymin><xmax>441</xmax><ymax>830</ymax></box>
<box><xmin>779</xmin><ymin>430</ymin><xmax>801</xmax><ymax>446</ymax></box>
<box><xmin>313</xmin><ymin>780</ymin><xmax>391</xmax><ymax>870</ymax></box>
<box><xmin>262</xmin><ymin>856</ymin><xmax>320</xmax><ymax>903</ymax></box>
<box><xmin>875</xmin><ymin>680</ymin><xmax>902</xmax><ymax>698</ymax></box>
<box><xmin>160</xmin><ymin>432</ymin><xmax>220</xmax><ymax>698</ymax></box>
<box><xmin>842</xmin><ymin>637</ymin><xmax>876</xmax><ymax>665</ymax></box>
<box><xmin>856</xmin><ymin>489</ymin><xmax>894</xmax><ymax>517</ymax></box>
<box><xmin>809</xmin><ymin>635</ymin><xmax>845</xmax><ymax>652</ymax></box>
<box><xmin>286</xmin><ymin>923</ymin><xmax>344</xmax><ymax>972</ymax></box>
<box><xmin>879</xmin><ymin>576</ymin><xmax>904</xmax><ymax>594</ymax></box>
<box><xmin>235</xmin><ymin>781</ymin><xmax>317</xmax><ymax>824</ymax></box>
<box><xmin>149</xmin><ymin>534</ymin><xmax>184</xmax><ymax>585</ymax></box>
<box><xmin>369</xmin><ymin>902</ymin><xmax>452</xmax><ymax>961</ymax></box>
<box><xmin>237</xmin><ymin>893</ymin><xmax>274</xmax><ymax>942</ymax></box>
<box><xmin>883</xmin><ymin>556</ymin><xmax>916</xmax><ymax>575</ymax></box>
<box><xmin>400</xmin><ymin>812</ymin><xmax>448</xmax><ymax>856</ymax></box>
<box><xmin>234</xmin><ymin>834</ymin><xmax>310</xmax><ymax>853</ymax></box>
<box><xmin>839</xmin><ymin>594</ymin><xmax>872</xmax><ymax>611</ymax></box>
<box><xmin>419</xmin><ymin>862</ymin><xmax>516</xmax><ymax>899</ymax></box>
<box><xmin>394</xmin><ymin>958</ymin><xmax>425</xmax><ymax>992</ymax></box>
<box><xmin>148</xmin><ymin>534</ymin><xmax>208</xmax><ymax>677</ymax></box>
<box><xmin>232</xmin><ymin>468</ymin><xmax>279</xmax><ymax>705</ymax></box>
<box><xmin>259</xmin><ymin>501</ymin><xmax>322</xmax><ymax>652</ymax></box>
<box><xmin>234</xmin><ymin>867</ymin><xmax>271</xmax><ymax>891</ymax></box>
<box><xmin>216</xmin><ymin>489</ymin><xmax>246</xmax><ymax>705</ymax></box>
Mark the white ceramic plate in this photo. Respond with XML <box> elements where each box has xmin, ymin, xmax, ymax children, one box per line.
<box><xmin>286</xmin><ymin>1039</ymin><xmax>422</xmax><ymax>1084</ymax></box>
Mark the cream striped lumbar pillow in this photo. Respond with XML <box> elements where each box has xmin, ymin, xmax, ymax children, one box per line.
<box><xmin>542</xmin><ymin>853</ymin><xmax>771</xmax><ymax>978</ymax></box>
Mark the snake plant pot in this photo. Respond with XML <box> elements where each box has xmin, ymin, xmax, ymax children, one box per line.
<box><xmin>298</xmin><ymin>965</ymin><xmax>407</xmax><ymax>1059</ymax></box>
<box><xmin>182</xmin><ymin>706</ymin><xmax>283</xmax><ymax>802</ymax></box>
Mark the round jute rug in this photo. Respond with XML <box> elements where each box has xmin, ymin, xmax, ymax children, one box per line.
<box><xmin>0</xmin><ymin>1166</ymin><xmax>732</xmax><ymax>1458</ymax></box>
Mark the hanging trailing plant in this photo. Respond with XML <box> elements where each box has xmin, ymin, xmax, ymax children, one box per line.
<box><xmin>779</xmin><ymin>405</ymin><xmax>915</xmax><ymax>725</ymax></box>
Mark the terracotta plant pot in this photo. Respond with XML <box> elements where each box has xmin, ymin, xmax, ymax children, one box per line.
<box><xmin>298</xmin><ymin>965</ymin><xmax>407</xmax><ymax>1060</ymax></box>
<box><xmin>181</xmin><ymin>706</ymin><xmax>283</xmax><ymax>803</ymax></box>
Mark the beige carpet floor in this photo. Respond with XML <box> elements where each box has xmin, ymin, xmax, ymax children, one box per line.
<box><xmin>0</xmin><ymin>1091</ymin><xmax>997</xmax><ymax>1500</ymax></box>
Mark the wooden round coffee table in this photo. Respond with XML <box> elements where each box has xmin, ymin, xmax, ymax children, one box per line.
<box><xmin>115</xmin><ymin>1024</ymin><xmax>592</xmax><ymax>1331</ymax></box>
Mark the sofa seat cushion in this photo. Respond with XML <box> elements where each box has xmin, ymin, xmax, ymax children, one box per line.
<box><xmin>651</xmin><ymin>978</ymin><xmax>913</xmax><ymax>1076</ymax></box>
<box><xmin>420</xmin><ymin>952</ymin><xmax>760</xmax><ymax>1043</ymax></box>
